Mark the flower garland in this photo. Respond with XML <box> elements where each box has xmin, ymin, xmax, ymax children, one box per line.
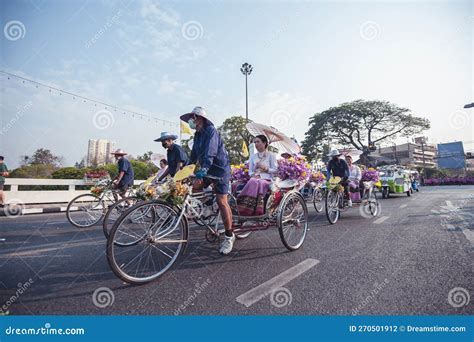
<box><xmin>277</xmin><ymin>155</ymin><xmax>311</xmax><ymax>182</ymax></box>
<box><xmin>311</xmin><ymin>171</ymin><xmax>326</xmax><ymax>184</ymax></box>
<box><xmin>231</xmin><ymin>162</ymin><xmax>250</xmax><ymax>183</ymax></box>
<box><xmin>361</xmin><ymin>168</ymin><xmax>379</xmax><ymax>182</ymax></box>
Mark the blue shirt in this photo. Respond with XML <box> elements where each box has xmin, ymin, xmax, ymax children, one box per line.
<box><xmin>167</xmin><ymin>144</ymin><xmax>189</xmax><ymax>176</ymax></box>
<box><xmin>191</xmin><ymin>123</ymin><xmax>231</xmax><ymax>178</ymax></box>
<box><xmin>117</xmin><ymin>158</ymin><xmax>134</xmax><ymax>186</ymax></box>
<box><xmin>326</xmin><ymin>158</ymin><xmax>349</xmax><ymax>179</ymax></box>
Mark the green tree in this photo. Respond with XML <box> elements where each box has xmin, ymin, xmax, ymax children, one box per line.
<box><xmin>302</xmin><ymin>100</ymin><xmax>431</xmax><ymax>161</ymax></box>
<box><xmin>137</xmin><ymin>151</ymin><xmax>153</xmax><ymax>162</ymax></box>
<box><xmin>217</xmin><ymin>116</ymin><xmax>253</xmax><ymax>165</ymax></box>
<box><xmin>10</xmin><ymin>164</ymin><xmax>57</xmax><ymax>178</ymax></box>
<box><xmin>28</xmin><ymin>148</ymin><xmax>63</xmax><ymax>166</ymax></box>
<box><xmin>52</xmin><ymin>167</ymin><xmax>86</xmax><ymax>179</ymax></box>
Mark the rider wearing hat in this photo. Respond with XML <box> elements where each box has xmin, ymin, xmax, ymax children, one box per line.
<box><xmin>326</xmin><ymin>149</ymin><xmax>352</xmax><ymax>206</ymax></box>
<box><xmin>111</xmin><ymin>149</ymin><xmax>135</xmax><ymax>199</ymax></box>
<box><xmin>154</xmin><ymin>132</ymin><xmax>189</xmax><ymax>181</ymax></box>
<box><xmin>180</xmin><ymin>107</ymin><xmax>234</xmax><ymax>255</ymax></box>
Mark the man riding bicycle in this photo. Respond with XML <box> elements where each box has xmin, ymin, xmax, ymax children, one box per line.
<box><xmin>326</xmin><ymin>149</ymin><xmax>351</xmax><ymax>207</ymax></box>
<box><xmin>111</xmin><ymin>149</ymin><xmax>134</xmax><ymax>200</ymax></box>
<box><xmin>180</xmin><ymin>107</ymin><xmax>234</xmax><ymax>255</ymax></box>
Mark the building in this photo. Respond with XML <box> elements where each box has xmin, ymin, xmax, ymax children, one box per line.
<box><xmin>437</xmin><ymin>142</ymin><xmax>465</xmax><ymax>169</ymax></box>
<box><xmin>87</xmin><ymin>139</ymin><xmax>115</xmax><ymax>166</ymax></box>
<box><xmin>377</xmin><ymin>140</ymin><xmax>437</xmax><ymax>169</ymax></box>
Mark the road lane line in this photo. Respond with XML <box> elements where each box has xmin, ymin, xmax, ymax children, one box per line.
<box><xmin>399</xmin><ymin>204</ymin><xmax>407</xmax><ymax>208</ymax></box>
<box><xmin>373</xmin><ymin>216</ymin><xmax>389</xmax><ymax>224</ymax></box>
<box><xmin>236</xmin><ymin>258</ymin><xmax>319</xmax><ymax>307</ymax></box>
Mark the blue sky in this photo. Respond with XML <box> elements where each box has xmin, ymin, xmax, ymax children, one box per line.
<box><xmin>1</xmin><ymin>0</ymin><xmax>473</xmax><ymax>168</ymax></box>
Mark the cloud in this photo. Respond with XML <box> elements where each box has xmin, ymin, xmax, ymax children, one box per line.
<box><xmin>158</xmin><ymin>74</ymin><xmax>181</xmax><ymax>94</ymax></box>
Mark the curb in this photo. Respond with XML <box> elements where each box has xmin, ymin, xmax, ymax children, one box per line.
<box><xmin>0</xmin><ymin>206</ymin><xmax>73</xmax><ymax>217</ymax></box>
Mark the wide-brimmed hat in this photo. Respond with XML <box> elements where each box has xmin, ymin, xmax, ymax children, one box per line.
<box><xmin>180</xmin><ymin>106</ymin><xmax>213</xmax><ymax>126</ymax></box>
<box><xmin>154</xmin><ymin>132</ymin><xmax>178</xmax><ymax>142</ymax></box>
<box><xmin>327</xmin><ymin>149</ymin><xmax>341</xmax><ymax>157</ymax></box>
<box><xmin>111</xmin><ymin>149</ymin><xmax>127</xmax><ymax>155</ymax></box>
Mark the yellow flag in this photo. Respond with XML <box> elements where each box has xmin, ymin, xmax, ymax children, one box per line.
<box><xmin>242</xmin><ymin>140</ymin><xmax>249</xmax><ymax>158</ymax></box>
<box><xmin>180</xmin><ymin>120</ymin><xmax>193</xmax><ymax>135</ymax></box>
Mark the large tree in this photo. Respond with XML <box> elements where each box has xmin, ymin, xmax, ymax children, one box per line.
<box><xmin>217</xmin><ymin>116</ymin><xmax>253</xmax><ymax>165</ymax></box>
<box><xmin>24</xmin><ymin>148</ymin><xmax>64</xmax><ymax>167</ymax></box>
<box><xmin>302</xmin><ymin>100</ymin><xmax>430</xmax><ymax>161</ymax></box>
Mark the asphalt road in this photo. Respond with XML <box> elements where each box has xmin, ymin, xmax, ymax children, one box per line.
<box><xmin>1</xmin><ymin>186</ymin><xmax>473</xmax><ymax>315</ymax></box>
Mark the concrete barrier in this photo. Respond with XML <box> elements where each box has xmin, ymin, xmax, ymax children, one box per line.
<box><xmin>3</xmin><ymin>178</ymin><xmax>145</xmax><ymax>205</ymax></box>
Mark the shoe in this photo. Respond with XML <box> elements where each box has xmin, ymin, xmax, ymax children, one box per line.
<box><xmin>347</xmin><ymin>199</ymin><xmax>353</xmax><ymax>207</ymax></box>
<box><xmin>219</xmin><ymin>233</ymin><xmax>235</xmax><ymax>255</ymax></box>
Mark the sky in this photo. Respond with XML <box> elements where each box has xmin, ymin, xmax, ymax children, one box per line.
<box><xmin>0</xmin><ymin>0</ymin><xmax>473</xmax><ymax>168</ymax></box>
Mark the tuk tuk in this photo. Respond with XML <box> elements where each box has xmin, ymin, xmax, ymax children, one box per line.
<box><xmin>379</xmin><ymin>165</ymin><xmax>412</xmax><ymax>198</ymax></box>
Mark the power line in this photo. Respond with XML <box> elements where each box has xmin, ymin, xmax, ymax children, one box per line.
<box><xmin>0</xmin><ymin>70</ymin><xmax>178</xmax><ymax>127</ymax></box>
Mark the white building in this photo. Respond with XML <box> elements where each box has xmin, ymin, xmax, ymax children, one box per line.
<box><xmin>87</xmin><ymin>139</ymin><xmax>115</xmax><ymax>166</ymax></box>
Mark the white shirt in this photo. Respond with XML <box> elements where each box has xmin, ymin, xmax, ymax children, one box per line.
<box><xmin>248</xmin><ymin>151</ymin><xmax>278</xmax><ymax>180</ymax></box>
<box><xmin>348</xmin><ymin>164</ymin><xmax>361</xmax><ymax>182</ymax></box>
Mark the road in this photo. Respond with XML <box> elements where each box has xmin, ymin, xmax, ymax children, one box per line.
<box><xmin>0</xmin><ymin>186</ymin><xmax>473</xmax><ymax>315</ymax></box>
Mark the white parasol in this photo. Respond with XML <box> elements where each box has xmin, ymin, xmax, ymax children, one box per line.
<box><xmin>246</xmin><ymin>122</ymin><xmax>301</xmax><ymax>155</ymax></box>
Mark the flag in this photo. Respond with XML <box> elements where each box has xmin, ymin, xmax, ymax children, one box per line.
<box><xmin>180</xmin><ymin>120</ymin><xmax>193</xmax><ymax>135</ymax></box>
<box><xmin>242</xmin><ymin>140</ymin><xmax>249</xmax><ymax>158</ymax></box>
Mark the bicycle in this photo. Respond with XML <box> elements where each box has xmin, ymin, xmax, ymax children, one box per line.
<box><xmin>106</xmin><ymin>168</ymin><xmax>309</xmax><ymax>284</ymax></box>
<box><xmin>325</xmin><ymin>177</ymin><xmax>380</xmax><ymax>224</ymax></box>
<box><xmin>66</xmin><ymin>179</ymin><xmax>135</xmax><ymax>228</ymax></box>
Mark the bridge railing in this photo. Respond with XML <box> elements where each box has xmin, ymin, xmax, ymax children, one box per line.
<box><xmin>3</xmin><ymin>178</ymin><xmax>145</xmax><ymax>204</ymax></box>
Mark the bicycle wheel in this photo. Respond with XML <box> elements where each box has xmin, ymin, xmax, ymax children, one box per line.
<box><xmin>277</xmin><ymin>192</ymin><xmax>308</xmax><ymax>251</ymax></box>
<box><xmin>103</xmin><ymin>197</ymin><xmax>140</xmax><ymax>239</ymax></box>
<box><xmin>360</xmin><ymin>192</ymin><xmax>380</xmax><ymax>218</ymax></box>
<box><xmin>325</xmin><ymin>190</ymin><xmax>340</xmax><ymax>224</ymax></box>
<box><xmin>107</xmin><ymin>200</ymin><xmax>188</xmax><ymax>284</ymax></box>
<box><xmin>312</xmin><ymin>188</ymin><xmax>324</xmax><ymax>213</ymax></box>
<box><xmin>66</xmin><ymin>193</ymin><xmax>105</xmax><ymax>228</ymax></box>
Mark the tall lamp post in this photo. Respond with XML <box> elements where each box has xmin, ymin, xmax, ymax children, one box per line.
<box><xmin>240</xmin><ymin>62</ymin><xmax>253</xmax><ymax>121</ymax></box>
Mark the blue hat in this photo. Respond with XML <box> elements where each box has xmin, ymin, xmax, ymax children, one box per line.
<box><xmin>154</xmin><ymin>132</ymin><xmax>178</xmax><ymax>142</ymax></box>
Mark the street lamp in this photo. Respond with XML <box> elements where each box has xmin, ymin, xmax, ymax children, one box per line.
<box><xmin>240</xmin><ymin>62</ymin><xmax>253</xmax><ymax>121</ymax></box>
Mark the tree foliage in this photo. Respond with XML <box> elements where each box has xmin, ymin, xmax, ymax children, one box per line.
<box><xmin>217</xmin><ymin>116</ymin><xmax>253</xmax><ymax>165</ymax></box>
<box><xmin>302</xmin><ymin>100</ymin><xmax>431</xmax><ymax>161</ymax></box>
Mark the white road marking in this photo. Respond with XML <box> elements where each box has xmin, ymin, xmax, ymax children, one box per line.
<box><xmin>373</xmin><ymin>216</ymin><xmax>389</xmax><ymax>224</ymax></box>
<box><xmin>399</xmin><ymin>204</ymin><xmax>407</xmax><ymax>208</ymax></box>
<box><xmin>236</xmin><ymin>258</ymin><xmax>319</xmax><ymax>307</ymax></box>
<box><xmin>46</xmin><ymin>221</ymin><xmax>68</xmax><ymax>225</ymax></box>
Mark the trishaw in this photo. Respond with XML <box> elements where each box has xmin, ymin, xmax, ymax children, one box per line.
<box><xmin>325</xmin><ymin>176</ymin><xmax>380</xmax><ymax>224</ymax></box>
<box><xmin>379</xmin><ymin>166</ymin><xmax>412</xmax><ymax>198</ymax></box>
<box><xmin>106</xmin><ymin>165</ymin><xmax>309</xmax><ymax>284</ymax></box>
